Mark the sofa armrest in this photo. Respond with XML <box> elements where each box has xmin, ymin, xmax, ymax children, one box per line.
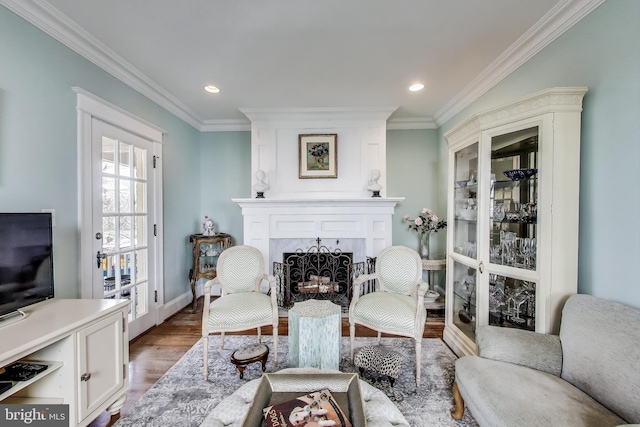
<box><xmin>476</xmin><ymin>325</ymin><xmax>562</xmax><ymax>376</ymax></box>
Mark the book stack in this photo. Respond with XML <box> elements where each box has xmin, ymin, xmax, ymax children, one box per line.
<box><xmin>263</xmin><ymin>389</ymin><xmax>351</xmax><ymax>427</ymax></box>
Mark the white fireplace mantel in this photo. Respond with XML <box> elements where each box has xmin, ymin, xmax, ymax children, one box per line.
<box><xmin>233</xmin><ymin>197</ymin><xmax>403</xmax><ymax>271</ymax></box>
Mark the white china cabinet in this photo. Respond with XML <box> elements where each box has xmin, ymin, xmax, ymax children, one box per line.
<box><xmin>443</xmin><ymin>87</ymin><xmax>588</xmax><ymax>356</ymax></box>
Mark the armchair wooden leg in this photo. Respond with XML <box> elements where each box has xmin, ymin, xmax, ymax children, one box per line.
<box><xmin>203</xmin><ymin>335</ymin><xmax>209</xmax><ymax>379</ymax></box>
<box><xmin>415</xmin><ymin>339</ymin><xmax>421</xmax><ymax>388</ymax></box>
<box><xmin>349</xmin><ymin>324</ymin><xmax>356</xmax><ymax>362</ymax></box>
<box><xmin>451</xmin><ymin>382</ymin><xmax>465</xmax><ymax>420</ymax></box>
<box><xmin>273</xmin><ymin>327</ymin><xmax>278</xmax><ymax>366</ymax></box>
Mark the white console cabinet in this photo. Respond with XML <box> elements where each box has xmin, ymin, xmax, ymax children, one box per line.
<box><xmin>0</xmin><ymin>299</ymin><xmax>130</xmax><ymax>427</ymax></box>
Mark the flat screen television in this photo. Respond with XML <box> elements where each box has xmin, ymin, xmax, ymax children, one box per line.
<box><xmin>0</xmin><ymin>213</ymin><xmax>54</xmax><ymax>320</ymax></box>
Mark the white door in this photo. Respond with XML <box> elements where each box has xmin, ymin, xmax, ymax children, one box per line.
<box><xmin>90</xmin><ymin>118</ymin><xmax>158</xmax><ymax>338</ymax></box>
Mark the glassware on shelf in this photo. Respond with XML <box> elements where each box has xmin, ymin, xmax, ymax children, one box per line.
<box><xmin>493</xmin><ymin>203</ymin><xmax>505</xmax><ymax>222</ymax></box>
<box><xmin>500</xmin><ymin>231</ymin><xmax>517</xmax><ymax>266</ymax></box>
<box><xmin>511</xmin><ymin>287</ymin><xmax>528</xmax><ymax>324</ymax></box>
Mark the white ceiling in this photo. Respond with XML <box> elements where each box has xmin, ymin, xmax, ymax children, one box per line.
<box><xmin>4</xmin><ymin>0</ymin><xmax>603</xmax><ymax>130</ymax></box>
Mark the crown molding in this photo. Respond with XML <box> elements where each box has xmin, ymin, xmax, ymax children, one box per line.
<box><xmin>200</xmin><ymin>119</ymin><xmax>251</xmax><ymax>132</ymax></box>
<box><xmin>434</xmin><ymin>0</ymin><xmax>606</xmax><ymax>127</ymax></box>
<box><xmin>444</xmin><ymin>86</ymin><xmax>588</xmax><ymax>146</ymax></box>
<box><xmin>2</xmin><ymin>0</ymin><xmax>203</xmax><ymax>130</ymax></box>
<box><xmin>239</xmin><ymin>107</ymin><xmax>398</xmax><ymax>123</ymax></box>
<box><xmin>3</xmin><ymin>0</ymin><xmax>604</xmax><ymax>132</ymax></box>
<box><xmin>387</xmin><ymin>117</ymin><xmax>437</xmax><ymax>130</ymax></box>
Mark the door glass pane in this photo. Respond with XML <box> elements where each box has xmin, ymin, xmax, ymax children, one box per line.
<box><xmin>122</xmin><ymin>252</ymin><xmax>133</xmax><ymax>279</ymax></box>
<box><xmin>489</xmin><ymin>274</ymin><xmax>536</xmax><ymax>331</ymax></box>
<box><xmin>119</xmin><ymin>179</ymin><xmax>132</xmax><ymax>213</ymax></box>
<box><xmin>489</xmin><ymin>127</ymin><xmax>538</xmax><ymax>271</ymax></box>
<box><xmin>118</xmin><ymin>142</ymin><xmax>132</xmax><ymax>176</ymax></box>
<box><xmin>101</xmin><ymin>137</ymin><xmax>116</xmax><ymax>174</ymax></box>
<box><xmin>102</xmin><ymin>177</ymin><xmax>115</xmax><ymax>213</ymax></box>
<box><xmin>135</xmin><ymin>249</ymin><xmax>148</xmax><ymax>281</ymax></box>
<box><xmin>134</xmin><ymin>216</ymin><xmax>147</xmax><ymax>247</ymax></box>
<box><xmin>119</xmin><ymin>216</ymin><xmax>132</xmax><ymax>249</ymax></box>
<box><xmin>134</xmin><ymin>147</ymin><xmax>146</xmax><ymax>179</ymax></box>
<box><xmin>452</xmin><ymin>261</ymin><xmax>477</xmax><ymax>340</ymax></box>
<box><xmin>102</xmin><ymin>216</ymin><xmax>116</xmax><ymax>252</ymax></box>
<box><xmin>453</xmin><ymin>142</ymin><xmax>479</xmax><ymax>258</ymax></box>
<box><xmin>135</xmin><ymin>182</ymin><xmax>146</xmax><ymax>213</ymax></box>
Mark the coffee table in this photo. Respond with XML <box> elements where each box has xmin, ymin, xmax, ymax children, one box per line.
<box><xmin>201</xmin><ymin>368</ymin><xmax>410</xmax><ymax>427</ymax></box>
<box><xmin>230</xmin><ymin>343</ymin><xmax>269</xmax><ymax>379</ymax></box>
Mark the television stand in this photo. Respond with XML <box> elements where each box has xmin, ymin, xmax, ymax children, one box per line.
<box><xmin>0</xmin><ymin>298</ymin><xmax>130</xmax><ymax>427</ymax></box>
<box><xmin>0</xmin><ymin>309</ymin><xmax>27</xmax><ymax>327</ymax></box>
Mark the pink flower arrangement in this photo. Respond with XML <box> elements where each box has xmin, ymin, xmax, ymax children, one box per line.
<box><xmin>402</xmin><ymin>208</ymin><xmax>447</xmax><ymax>234</ymax></box>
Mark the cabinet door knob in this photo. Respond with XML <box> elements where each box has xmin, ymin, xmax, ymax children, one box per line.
<box><xmin>80</xmin><ymin>373</ymin><xmax>91</xmax><ymax>381</ymax></box>
<box><xmin>479</xmin><ymin>261</ymin><xmax>484</xmax><ymax>274</ymax></box>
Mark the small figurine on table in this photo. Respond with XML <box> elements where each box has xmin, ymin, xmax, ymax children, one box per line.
<box><xmin>202</xmin><ymin>216</ymin><xmax>215</xmax><ymax>236</ymax></box>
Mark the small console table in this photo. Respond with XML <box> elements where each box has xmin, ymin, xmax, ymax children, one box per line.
<box><xmin>422</xmin><ymin>258</ymin><xmax>446</xmax><ymax>311</ymax></box>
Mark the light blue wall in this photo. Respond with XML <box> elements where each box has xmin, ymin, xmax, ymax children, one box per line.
<box><xmin>0</xmin><ymin>7</ymin><xmax>201</xmax><ymax>301</ymax></box>
<box><xmin>199</xmin><ymin>131</ymin><xmax>251</xmax><ymax>244</ymax></box>
<box><xmin>438</xmin><ymin>0</ymin><xmax>640</xmax><ymax>308</ymax></box>
<box><xmin>387</xmin><ymin>129</ymin><xmax>446</xmax><ymax>257</ymax></box>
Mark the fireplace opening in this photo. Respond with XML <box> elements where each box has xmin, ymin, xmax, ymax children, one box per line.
<box><xmin>273</xmin><ymin>238</ymin><xmax>375</xmax><ymax>311</ymax></box>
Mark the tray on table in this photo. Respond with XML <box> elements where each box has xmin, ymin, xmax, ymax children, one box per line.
<box><xmin>243</xmin><ymin>372</ymin><xmax>365</xmax><ymax>427</ymax></box>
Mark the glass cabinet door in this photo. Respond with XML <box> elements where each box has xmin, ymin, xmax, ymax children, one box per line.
<box><xmin>489</xmin><ymin>126</ymin><xmax>538</xmax><ymax>271</ymax></box>
<box><xmin>198</xmin><ymin>241</ymin><xmax>224</xmax><ymax>273</ymax></box>
<box><xmin>451</xmin><ymin>261</ymin><xmax>477</xmax><ymax>340</ymax></box>
<box><xmin>453</xmin><ymin>142</ymin><xmax>479</xmax><ymax>260</ymax></box>
<box><xmin>489</xmin><ymin>274</ymin><xmax>536</xmax><ymax>330</ymax></box>
<box><xmin>486</xmin><ymin>126</ymin><xmax>539</xmax><ymax>331</ymax></box>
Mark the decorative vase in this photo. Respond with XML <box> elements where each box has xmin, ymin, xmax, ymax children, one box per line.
<box><xmin>418</xmin><ymin>232</ymin><xmax>430</xmax><ymax>259</ymax></box>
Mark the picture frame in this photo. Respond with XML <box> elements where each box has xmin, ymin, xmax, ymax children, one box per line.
<box><xmin>298</xmin><ymin>134</ymin><xmax>338</xmax><ymax>179</ymax></box>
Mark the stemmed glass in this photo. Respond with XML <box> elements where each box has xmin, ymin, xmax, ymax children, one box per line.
<box><xmin>500</xmin><ymin>231</ymin><xmax>517</xmax><ymax>266</ymax></box>
<box><xmin>503</xmin><ymin>286</ymin><xmax>515</xmax><ymax>318</ymax></box>
<box><xmin>511</xmin><ymin>287</ymin><xmax>528</xmax><ymax>324</ymax></box>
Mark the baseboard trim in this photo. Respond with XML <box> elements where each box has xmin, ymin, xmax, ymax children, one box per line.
<box><xmin>159</xmin><ymin>291</ymin><xmax>193</xmax><ymax>322</ymax></box>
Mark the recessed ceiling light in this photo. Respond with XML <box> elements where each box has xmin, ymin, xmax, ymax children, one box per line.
<box><xmin>409</xmin><ymin>83</ymin><xmax>424</xmax><ymax>92</ymax></box>
<box><xmin>204</xmin><ymin>85</ymin><xmax>220</xmax><ymax>94</ymax></box>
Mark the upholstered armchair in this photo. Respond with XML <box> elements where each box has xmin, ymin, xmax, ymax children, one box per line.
<box><xmin>201</xmin><ymin>245</ymin><xmax>279</xmax><ymax>379</ymax></box>
<box><xmin>349</xmin><ymin>245</ymin><xmax>428</xmax><ymax>386</ymax></box>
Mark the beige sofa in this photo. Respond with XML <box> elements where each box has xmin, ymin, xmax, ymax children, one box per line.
<box><xmin>451</xmin><ymin>294</ymin><xmax>640</xmax><ymax>426</ymax></box>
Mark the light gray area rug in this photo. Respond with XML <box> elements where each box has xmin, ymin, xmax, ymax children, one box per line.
<box><xmin>113</xmin><ymin>336</ymin><xmax>478</xmax><ymax>427</ymax></box>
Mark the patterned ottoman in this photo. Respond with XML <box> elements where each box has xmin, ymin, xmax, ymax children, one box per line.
<box><xmin>354</xmin><ymin>346</ymin><xmax>403</xmax><ymax>387</ymax></box>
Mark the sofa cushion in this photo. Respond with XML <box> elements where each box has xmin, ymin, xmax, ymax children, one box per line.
<box><xmin>559</xmin><ymin>295</ymin><xmax>640</xmax><ymax>423</ymax></box>
<box><xmin>455</xmin><ymin>356</ymin><xmax>626</xmax><ymax>427</ymax></box>
<box><xmin>477</xmin><ymin>326</ymin><xmax>563</xmax><ymax>376</ymax></box>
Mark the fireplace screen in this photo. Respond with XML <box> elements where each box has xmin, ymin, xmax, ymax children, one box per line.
<box><xmin>273</xmin><ymin>238</ymin><xmax>374</xmax><ymax>311</ymax></box>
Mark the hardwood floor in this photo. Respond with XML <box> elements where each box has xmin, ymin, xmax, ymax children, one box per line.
<box><xmin>89</xmin><ymin>297</ymin><xmax>444</xmax><ymax>427</ymax></box>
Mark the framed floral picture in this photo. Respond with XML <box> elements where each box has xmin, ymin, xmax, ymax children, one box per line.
<box><xmin>298</xmin><ymin>134</ymin><xmax>338</xmax><ymax>179</ymax></box>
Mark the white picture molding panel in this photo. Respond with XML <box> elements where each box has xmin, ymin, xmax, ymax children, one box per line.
<box><xmin>240</xmin><ymin>107</ymin><xmax>397</xmax><ymax>199</ymax></box>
